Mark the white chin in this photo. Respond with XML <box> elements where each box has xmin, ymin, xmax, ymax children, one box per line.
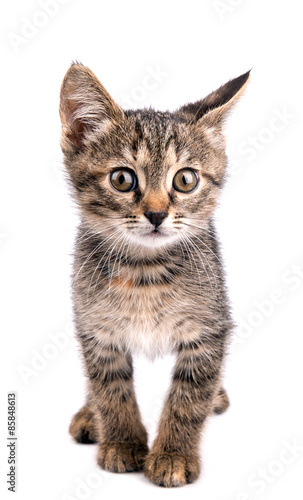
<box><xmin>132</xmin><ymin>231</ymin><xmax>178</xmax><ymax>249</ymax></box>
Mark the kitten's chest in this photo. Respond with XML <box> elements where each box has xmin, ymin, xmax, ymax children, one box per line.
<box><xmin>111</xmin><ymin>276</ymin><xmax>182</xmax><ymax>358</ymax></box>
<box><xmin>95</xmin><ymin>263</ymin><xmax>194</xmax><ymax>358</ymax></box>
<box><xmin>82</xmin><ymin>256</ymin><xmax>206</xmax><ymax>359</ymax></box>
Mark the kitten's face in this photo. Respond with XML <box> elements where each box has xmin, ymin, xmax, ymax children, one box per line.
<box><xmin>60</xmin><ymin>65</ymin><xmax>249</xmax><ymax>252</ymax></box>
<box><xmin>64</xmin><ymin>112</ymin><xmax>225</xmax><ymax>251</ymax></box>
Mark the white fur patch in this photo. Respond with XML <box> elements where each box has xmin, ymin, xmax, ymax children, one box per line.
<box><xmin>204</xmin><ymin>127</ymin><xmax>225</xmax><ymax>148</ymax></box>
<box><xmin>85</xmin><ymin>118</ymin><xmax>113</xmax><ymax>143</ymax></box>
<box><xmin>91</xmin><ymin>287</ymin><xmax>204</xmax><ymax>361</ymax></box>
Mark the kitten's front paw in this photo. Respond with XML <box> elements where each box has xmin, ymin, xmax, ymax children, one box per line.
<box><xmin>69</xmin><ymin>406</ymin><xmax>98</xmax><ymax>444</ymax></box>
<box><xmin>144</xmin><ymin>452</ymin><xmax>200</xmax><ymax>487</ymax></box>
<box><xmin>97</xmin><ymin>442</ymin><xmax>149</xmax><ymax>473</ymax></box>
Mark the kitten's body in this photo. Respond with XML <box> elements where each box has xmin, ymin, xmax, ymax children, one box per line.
<box><xmin>74</xmin><ymin>214</ymin><xmax>230</xmax><ymax>362</ymax></box>
<box><xmin>60</xmin><ymin>65</ymin><xmax>249</xmax><ymax>487</ymax></box>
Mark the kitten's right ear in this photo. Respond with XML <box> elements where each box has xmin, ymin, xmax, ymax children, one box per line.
<box><xmin>59</xmin><ymin>63</ymin><xmax>124</xmax><ymax>152</ymax></box>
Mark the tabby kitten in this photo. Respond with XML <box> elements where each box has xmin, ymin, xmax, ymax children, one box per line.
<box><xmin>59</xmin><ymin>63</ymin><xmax>249</xmax><ymax>487</ymax></box>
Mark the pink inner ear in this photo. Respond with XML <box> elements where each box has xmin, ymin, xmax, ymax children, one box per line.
<box><xmin>60</xmin><ymin>82</ymin><xmax>87</xmax><ymax>149</ymax></box>
<box><xmin>64</xmin><ymin>103</ymin><xmax>87</xmax><ymax>149</ymax></box>
<box><xmin>67</xmin><ymin>120</ymin><xmax>86</xmax><ymax>149</ymax></box>
<box><xmin>60</xmin><ymin>64</ymin><xmax>125</xmax><ymax>151</ymax></box>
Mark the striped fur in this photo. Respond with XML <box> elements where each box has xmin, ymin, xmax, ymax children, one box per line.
<box><xmin>60</xmin><ymin>64</ymin><xmax>249</xmax><ymax>487</ymax></box>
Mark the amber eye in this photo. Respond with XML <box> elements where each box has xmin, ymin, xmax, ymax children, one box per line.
<box><xmin>173</xmin><ymin>169</ymin><xmax>198</xmax><ymax>193</ymax></box>
<box><xmin>110</xmin><ymin>169</ymin><xmax>137</xmax><ymax>192</ymax></box>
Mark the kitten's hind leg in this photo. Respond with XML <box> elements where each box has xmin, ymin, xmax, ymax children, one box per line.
<box><xmin>69</xmin><ymin>405</ymin><xmax>98</xmax><ymax>444</ymax></box>
<box><xmin>212</xmin><ymin>387</ymin><xmax>230</xmax><ymax>415</ymax></box>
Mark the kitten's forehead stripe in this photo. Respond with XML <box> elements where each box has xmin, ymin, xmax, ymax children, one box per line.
<box><xmin>136</xmin><ymin>141</ymin><xmax>151</xmax><ymax>165</ymax></box>
<box><xmin>123</xmin><ymin>112</ymin><xmax>187</xmax><ymax>191</ymax></box>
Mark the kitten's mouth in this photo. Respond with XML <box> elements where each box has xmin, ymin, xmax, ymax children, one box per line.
<box><xmin>134</xmin><ymin>227</ymin><xmax>178</xmax><ymax>248</ymax></box>
<box><xmin>149</xmin><ymin>228</ymin><xmax>163</xmax><ymax>237</ymax></box>
<box><xmin>141</xmin><ymin>228</ymin><xmax>166</xmax><ymax>239</ymax></box>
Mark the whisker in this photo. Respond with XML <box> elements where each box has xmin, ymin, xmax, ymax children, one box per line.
<box><xmin>107</xmin><ymin>234</ymin><xmax>129</xmax><ymax>303</ymax></box>
<box><xmin>73</xmin><ymin>238</ymin><xmax>107</xmax><ymax>287</ymax></box>
<box><xmin>91</xmin><ymin>232</ymin><xmax>124</xmax><ymax>297</ymax></box>
<box><xmin>182</xmin><ymin>221</ymin><xmax>217</xmax><ymax>239</ymax></box>
<box><xmin>191</xmin><ymin>233</ymin><xmax>223</xmax><ymax>266</ymax></box>
<box><xmin>86</xmin><ymin>228</ymin><xmax>122</xmax><ymax>298</ymax></box>
<box><xmin>179</xmin><ymin>234</ymin><xmax>203</xmax><ymax>294</ymax></box>
<box><xmin>187</xmin><ymin>235</ymin><xmax>218</xmax><ymax>297</ymax></box>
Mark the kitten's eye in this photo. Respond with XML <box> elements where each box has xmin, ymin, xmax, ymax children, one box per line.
<box><xmin>173</xmin><ymin>169</ymin><xmax>198</xmax><ymax>193</ymax></box>
<box><xmin>110</xmin><ymin>169</ymin><xmax>137</xmax><ymax>192</ymax></box>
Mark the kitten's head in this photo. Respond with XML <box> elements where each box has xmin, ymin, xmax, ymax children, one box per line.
<box><xmin>59</xmin><ymin>63</ymin><xmax>249</xmax><ymax>253</ymax></box>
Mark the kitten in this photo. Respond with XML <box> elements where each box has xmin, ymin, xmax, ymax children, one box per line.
<box><xmin>59</xmin><ymin>63</ymin><xmax>249</xmax><ymax>487</ymax></box>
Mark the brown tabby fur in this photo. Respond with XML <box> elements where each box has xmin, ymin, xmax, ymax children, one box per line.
<box><xmin>59</xmin><ymin>63</ymin><xmax>249</xmax><ymax>487</ymax></box>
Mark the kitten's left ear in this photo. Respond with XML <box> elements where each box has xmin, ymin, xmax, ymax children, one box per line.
<box><xmin>177</xmin><ymin>70</ymin><xmax>250</xmax><ymax>127</ymax></box>
<box><xmin>59</xmin><ymin>63</ymin><xmax>125</xmax><ymax>152</ymax></box>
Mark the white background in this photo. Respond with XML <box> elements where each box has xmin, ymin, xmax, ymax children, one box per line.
<box><xmin>1</xmin><ymin>1</ymin><xmax>303</xmax><ymax>499</ymax></box>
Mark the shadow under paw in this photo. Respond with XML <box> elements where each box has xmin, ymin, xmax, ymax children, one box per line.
<box><xmin>69</xmin><ymin>406</ymin><xmax>98</xmax><ymax>444</ymax></box>
<box><xmin>97</xmin><ymin>442</ymin><xmax>149</xmax><ymax>473</ymax></box>
<box><xmin>144</xmin><ymin>452</ymin><xmax>200</xmax><ymax>487</ymax></box>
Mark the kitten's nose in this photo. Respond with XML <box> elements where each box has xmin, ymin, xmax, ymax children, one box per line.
<box><xmin>144</xmin><ymin>211</ymin><xmax>168</xmax><ymax>228</ymax></box>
